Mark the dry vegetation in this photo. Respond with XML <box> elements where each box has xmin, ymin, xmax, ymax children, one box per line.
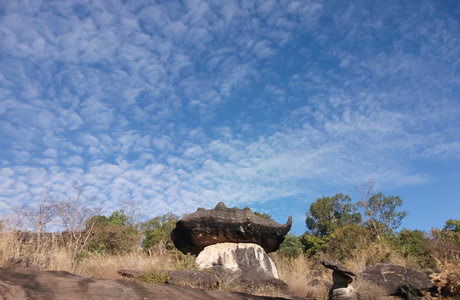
<box><xmin>0</xmin><ymin>192</ymin><xmax>458</xmax><ymax>300</ymax></box>
<box><xmin>2</xmin><ymin>228</ymin><xmax>459</xmax><ymax>300</ymax></box>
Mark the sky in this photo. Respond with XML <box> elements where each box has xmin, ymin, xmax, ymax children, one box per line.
<box><xmin>1</xmin><ymin>0</ymin><xmax>459</xmax><ymax>235</ymax></box>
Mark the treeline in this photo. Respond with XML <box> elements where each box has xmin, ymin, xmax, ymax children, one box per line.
<box><xmin>276</xmin><ymin>180</ymin><xmax>459</xmax><ymax>275</ymax></box>
<box><xmin>2</xmin><ymin>180</ymin><xmax>459</xmax><ymax>272</ymax></box>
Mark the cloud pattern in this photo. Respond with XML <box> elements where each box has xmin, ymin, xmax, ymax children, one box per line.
<box><xmin>1</xmin><ymin>0</ymin><xmax>459</xmax><ymax>233</ymax></box>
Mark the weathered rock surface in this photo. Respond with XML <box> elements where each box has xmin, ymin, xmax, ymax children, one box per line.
<box><xmin>197</xmin><ymin>243</ymin><xmax>279</xmax><ymax>279</ymax></box>
<box><xmin>358</xmin><ymin>263</ymin><xmax>432</xmax><ymax>298</ymax></box>
<box><xmin>329</xmin><ymin>286</ymin><xmax>360</xmax><ymax>300</ymax></box>
<box><xmin>0</xmin><ymin>268</ymin><xmax>294</xmax><ymax>300</ymax></box>
<box><xmin>321</xmin><ymin>260</ymin><xmax>360</xmax><ymax>300</ymax></box>
<box><xmin>171</xmin><ymin>202</ymin><xmax>292</xmax><ymax>255</ymax></box>
<box><xmin>193</xmin><ymin>243</ymin><xmax>291</xmax><ymax>297</ymax></box>
<box><xmin>167</xmin><ymin>269</ymin><xmax>219</xmax><ymax>290</ymax></box>
<box><xmin>321</xmin><ymin>260</ymin><xmax>356</xmax><ymax>277</ymax></box>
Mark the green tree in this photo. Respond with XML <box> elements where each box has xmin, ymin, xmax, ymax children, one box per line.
<box><xmin>278</xmin><ymin>233</ymin><xmax>304</xmax><ymax>258</ymax></box>
<box><xmin>398</xmin><ymin>228</ymin><xmax>435</xmax><ymax>268</ymax></box>
<box><xmin>86</xmin><ymin>210</ymin><xmax>140</xmax><ymax>255</ymax></box>
<box><xmin>444</xmin><ymin>219</ymin><xmax>460</xmax><ymax>232</ymax></box>
<box><xmin>141</xmin><ymin>213</ymin><xmax>180</xmax><ymax>254</ymax></box>
<box><xmin>358</xmin><ymin>192</ymin><xmax>407</xmax><ymax>237</ymax></box>
<box><xmin>356</xmin><ymin>179</ymin><xmax>407</xmax><ymax>237</ymax></box>
<box><xmin>306</xmin><ymin>193</ymin><xmax>361</xmax><ymax>237</ymax></box>
<box><xmin>300</xmin><ymin>232</ymin><xmax>327</xmax><ymax>257</ymax></box>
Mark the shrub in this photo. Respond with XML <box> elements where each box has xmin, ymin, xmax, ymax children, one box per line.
<box><xmin>325</xmin><ymin>224</ymin><xmax>372</xmax><ymax>262</ymax></box>
<box><xmin>300</xmin><ymin>233</ymin><xmax>327</xmax><ymax>257</ymax></box>
<box><xmin>397</xmin><ymin>228</ymin><xmax>435</xmax><ymax>269</ymax></box>
<box><xmin>278</xmin><ymin>234</ymin><xmax>304</xmax><ymax>259</ymax></box>
<box><xmin>86</xmin><ymin>211</ymin><xmax>141</xmax><ymax>255</ymax></box>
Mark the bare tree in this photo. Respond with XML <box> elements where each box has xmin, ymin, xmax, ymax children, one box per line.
<box><xmin>355</xmin><ymin>178</ymin><xmax>379</xmax><ymax>235</ymax></box>
<box><xmin>118</xmin><ymin>198</ymin><xmax>146</xmax><ymax>225</ymax></box>
<box><xmin>23</xmin><ymin>195</ymin><xmax>56</xmax><ymax>245</ymax></box>
<box><xmin>54</xmin><ymin>184</ymin><xmax>103</xmax><ymax>268</ymax></box>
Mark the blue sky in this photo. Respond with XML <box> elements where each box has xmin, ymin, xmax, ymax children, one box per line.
<box><xmin>1</xmin><ymin>0</ymin><xmax>459</xmax><ymax>235</ymax></box>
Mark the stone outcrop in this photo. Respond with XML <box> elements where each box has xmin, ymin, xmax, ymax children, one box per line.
<box><xmin>0</xmin><ymin>267</ymin><xmax>295</xmax><ymax>300</ymax></box>
<box><xmin>321</xmin><ymin>260</ymin><xmax>360</xmax><ymax>300</ymax></box>
<box><xmin>171</xmin><ymin>202</ymin><xmax>292</xmax><ymax>255</ymax></box>
<box><xmin>196</xmin><ymin>243</ymin><xmax>279</xmax><ymax>279</ymax></box>
<box><xmin>194</xmin><ymin>243</ymin><xmax>291</xmax><ymax>296</ymax></box>
<box><xmin>167</xmin><ymin>270</ymin><xmax>219</xmax><ymax>290</ymax></box>
<box><xmin>358</xmin><ymin>263</ymin><xmax>432</xmax><ymax>298</ymax></box>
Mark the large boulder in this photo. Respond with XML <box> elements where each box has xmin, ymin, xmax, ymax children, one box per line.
<box><xmin>171</xmin><ymin>202</ymin><xmax>292</xmax><ymax>255</ymax></box>
<box><xmin>196</xmin><ymin>243</ymin><xmax>279</xmax><ymax>279</ymax></box>
<box><xmin>195</xmin><ymin>243</ymin><xmax>291</xmax><ymax>296</ymax></box>
<box><xmin>358</xmin><ymin>263</ymin><xmax>433</xmax><ymax>298</ymax></box>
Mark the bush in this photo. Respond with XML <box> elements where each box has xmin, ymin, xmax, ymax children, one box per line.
<box><xmin>300</xmin><ymin>233</ymin><xmax>327</xmax><ymax>257</ymax></box>
<box><xmin>141</xmin><ymin>213</ymin><xmax>179</xmax><ymax>254</ymax></box>
<box><xmin>86</xmin><ymin>211</ymin><xmax>141</xmax><ymax>255</ymax></box>
<box><xmin>397</xmin><ymin>228</ymin><xmax>435</xmax><ymax>269</ymax></box>
<box><xmin>278</xmin><ymin>234</ymin><xmax>304</xmax><ymax>259</ymax></box>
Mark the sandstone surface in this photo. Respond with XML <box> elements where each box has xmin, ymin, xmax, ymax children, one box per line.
<box><xmin>0</xmin><ymin>268</ymin><xmax>294</xmax><ymax>300</ymax></box>
<box><xmin>359</xmin><ymin>263</ymin><xmax>433</xmax><ymax>297</ymax></box>
<box><xmin>171</xmin><ymin>202</ymin><xmax>292</xmax><ymax>255</ymax></box>
<box><xmin>196</xmin><ymin>243</ymin><xmax>279</xmax><ymax>279</ymax></box>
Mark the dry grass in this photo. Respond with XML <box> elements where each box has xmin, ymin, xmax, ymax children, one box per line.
<box><xmin>271</xmin><ymin>253</ymin><xmax>331</xmax><ymax>299</ymax></box>
<box><xmin>1</xmin><ymin>227</ymin><xmax>459</xmax><ymax>299</ymax></box>
<box><xmin>77</xmin><ymin>250</ymin><xmax>196</xmax><ymax>279</ymax></box>
<box><xmin>353</xmin><ymin>278</ymin><xmax>391</xmax><ymax>300</ymax></box>
<box><xmin>0</xmin><ymin>231</ymin><xmax>74</xmax><ymax>272</ymax></box>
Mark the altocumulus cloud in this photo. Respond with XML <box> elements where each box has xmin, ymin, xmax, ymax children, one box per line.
<box><xmin>0</xmin><ymin>0</ymin><xmax>459</xmax><ymax>233</ymax></box>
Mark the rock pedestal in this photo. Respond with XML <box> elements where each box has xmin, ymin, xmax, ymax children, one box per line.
<box><xmin>321</xmin><ymin>260</ymin><xmax>360</xmax><ymax>300</ymax></box>
<box><xmin>196</xmin><ymin>243</ymin><xmax>279</xmax><ymax>279</ymax></box>
<box><xmin>168</xmin><ymin>202</ymin><xmax>293</xmax><ymax>297</ymax></box>
<box><xmin>195</xmin><ymin>243</ymin><xmax>290</xmax><ymax>295</ymax></box>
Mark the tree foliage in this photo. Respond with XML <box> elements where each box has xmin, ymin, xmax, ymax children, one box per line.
<box><xmin>398</xmin><ymin>228</ymin><xmax>435</xmax><ymax>268</ymax></box>
<box><xmin>278</xmin><ymin>233</ymin><xmax>304</xmax><ymax>258</ymax></box>
<box><xmin>444</xmin><ymin>219</ymin><xmax>460</xmax><ymax>232</ymax></box>
<box><xmin>86</xmin><ymin>210</ymin><xmax>140</xmax><ymax>255</ymax></box>
<box><xmin>141</xmin><ymin>213</ymin><xmax>180</xmax><ymax>254</ymax></box>
<box><xmin>306</xmin><ymin>193</ymin><xmax>361</xmax><ymax>237</ymax></box>
<box><xmin>356</xmin><ymin>179</ymin><xmax>407</xmax><ymax>237</ymax></box>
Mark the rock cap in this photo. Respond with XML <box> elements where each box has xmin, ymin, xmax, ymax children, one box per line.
<box><xmin>321</xmin><ymin>260</ymin><xmax>356</xmax><ymax>276</ymax></box>
<box><xmin>171</xmin><ymin>202</ymin><xmax>292</xmax><ymax>255</ymax></box>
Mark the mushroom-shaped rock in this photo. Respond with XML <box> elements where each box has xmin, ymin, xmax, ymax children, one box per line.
<box><xmin>321</xmin><ymin>260</ymin><xmax>360</xmax><ymax>300</ymax></box>
<box><xmin>171</xmin><ymin>202</ymin><xmax>292</xmax><ymax>255</ymax></box>
<box><xmin>321</xmin><ymin>260</ymin><xmax>356</xmax><ymax>277</ymax></box>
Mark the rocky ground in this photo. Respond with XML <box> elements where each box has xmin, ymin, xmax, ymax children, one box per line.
<box><xmin>0</xmin><ymin>268</ymin><xmax>306</xmax><ymax>300</ymax></box>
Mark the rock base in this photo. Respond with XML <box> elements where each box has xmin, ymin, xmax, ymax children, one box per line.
<box><xmin>329</xmin><ymin>285</ymin><xmax>361</xmax><ymax>300</ymax></box>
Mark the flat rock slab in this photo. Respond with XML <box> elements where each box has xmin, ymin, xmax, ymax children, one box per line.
<box><xmin>171</xmin><ymin>202</ymin><xmax>292</xmax><ymax>255</ymax></box>
<box><xmin>0</xmin><ymin>268</ymin><xmax>294</xmax><ymax>300</ymax></box>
